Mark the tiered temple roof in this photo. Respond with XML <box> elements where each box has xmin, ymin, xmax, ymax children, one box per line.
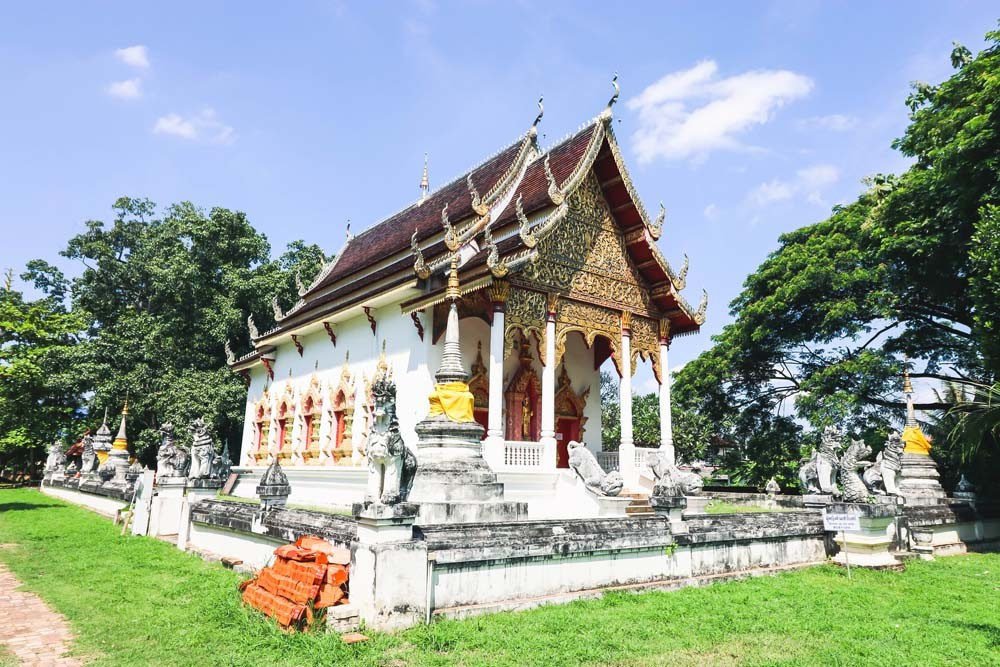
<box><xmin>234</xmin><ymin>90</ymin><xmax>706</xmax><ymax>363</ymax></box>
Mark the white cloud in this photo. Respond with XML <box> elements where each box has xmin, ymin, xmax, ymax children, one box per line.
<box><xmin>703</xmin><ymin>203</ymin><xmax>720</xmax><ymax>221</ymax></box>
<box><xmin>797</xmin><ymin>113</ymin><xmax>858</xmax><ymax>131</ymax></box>
<box><xmin>114</xmin><ymin>45</ymin><xmax>150</xmax><ymax>69</ymax></box>
<box><xmin>106</xmin><ymin>78</ymin><xmax>142</xmax><ymax>100</ymax></box>
<box><xmin>153</xmin><ymin>109</ymin><xmax>235</xmax><ymax>144</ymax></box>
<box><xmin>627</xmin><ymin>60</ymin><xmax>813</xmax><ymax>162</ymax></box>
<box><xmin>749</xmin><ymin>180</ymin><xmax>794</xmax><ymax>205</ymax></box>
<box><xmin>748</xmin><ymin>163</ymin><xmax>840</xmax><ymax>207</ymax></box>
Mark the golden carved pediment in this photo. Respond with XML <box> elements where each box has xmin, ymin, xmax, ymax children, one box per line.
<box><xmin>521</xmin><ymin>172</ymin><xmax>655</xmax><ymax>315</ymax></box>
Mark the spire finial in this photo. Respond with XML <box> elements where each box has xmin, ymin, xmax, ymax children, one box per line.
<box><xmin>532</xmin><ymin>96</ymin><xmax>544</xmax><ymax>131</ymax></box>
<box><xmin>446</xmin><ymin>253</ymin><xmax>461</xmax><ymax>302</ymax></box>
<box><xmin>419</xmin><ymin>152</ymin><xmax>429</xmax><ymax>204</ymax></box>
<box><xmin>602</xmin><ymin>72</ymin><xmax>620</xmax><ymax>119</ymax></box>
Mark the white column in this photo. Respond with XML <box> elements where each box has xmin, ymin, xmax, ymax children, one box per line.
<box><xmin>539</xmin><ymin>294</ymin><xmax>557</xmax><ymax>469</ymax></box>
<box><xmin>619</xmin><ymin>312</ymin><xmax>636</xmax><ymax>487</ymax></box>
<box><xmin>658</xmin><ymin>319</ymin><xmax>675</xmax><ymax>466</ymax></box>
<box><xmin>483</xmin><ymin>282</ymin><xmax>508</xmax><ymax>468</ymax></box>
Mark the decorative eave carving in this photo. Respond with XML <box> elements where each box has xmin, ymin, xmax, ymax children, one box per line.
<box><xmin>271</xmin><ymin>296</ymin><xmax>285</xmax><ymax>322</ymax></box>
<box><xmin>411</xmin><ymin>228</ymin><xmax>430</xmax><ymax>279</ymax></box>
<box><xmin>676</xmin><ymin>254</ymin><xmax>689</xmax><ymax>291</ymax></box>
<box><xmin>248</xmin><ymin>314</ymin><xmax>260</xmax><ymax>340</ymax></box>
<box><xmin>488</xmin><ymin>279</ymin><xmax>510</xmax><ymax>306</ymax></box>
<box><xmin>484</xmin><ymin>216</ymin><xmax>508</xmax><ymax>278</ymax></box>
<box><xmin>516</xmin><ymin>195</ymin><xmax>537</xmax><ymax>248</ymax></box>
<box><xmin>650</xmin><ymin>203</ymin><xmax>665</xmax><ymax>241</ymax></box>
<box><xmin>695</xmin><ymin>289</ymin><xmax>708</xmax><ymax>325</ymax></box>
<box><xmin>295</xmin><ymin>271</ymin><xmax>307</xmax><ymax>297</ymax></box>
<box><xmin>224</xmin><ymin>339</ymin><xmax>236</xmax><ymax>364</ymax></box>
<box><xmin>363</xmin><ymin>306</ymin><xmax>377</xmax><ymax>336</ymax></box>
<box><xmin>467</xmin><ymin>174</ymin><xmax>488</xmax><ymax>217</ymax></box>
<box><xmin>410</xmin><ymin>311</ymin><xmax>425</xmax><ymax>340</ymax></box>
<box><xmin>441</xmin><ymin>203</ymin><xmax>459</xmax><ymax>252</ymax></box>
<box><xmin>323</xmin><ymin>321</ymin><xmax>337</xmax><ymax>346</ymax></box>
<box><xmin>291</xmin><ymin>334</ymin><xmax>303</xmax><ymax>357</ymax></box>
<box><xmin>544</xmin><ymin>155</ymin><xmax>565</xmax><ymax>205</ymax></box>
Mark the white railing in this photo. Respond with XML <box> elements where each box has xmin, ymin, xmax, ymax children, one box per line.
<box><xmin>596</xmin><ymin>451</ymin><xmax>619</xmax><ymax>471</ymax></box>
<box><xmin>503</xmin><ymin>440</ymin><xmax>545</xmax><ymax>468</ymax></box>
<box><xmin>635</xmin><ymin>447</ymin><xmax>657</xmax><ymax>471</ymax></box>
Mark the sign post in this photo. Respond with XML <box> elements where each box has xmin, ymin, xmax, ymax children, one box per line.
<box><xmin>823</xmin><ymin>510</ymin><xmax>861</xmax><ymax>579</ymax></box>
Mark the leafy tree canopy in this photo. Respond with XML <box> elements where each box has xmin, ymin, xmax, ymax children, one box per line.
<box><xmin>675</xmin><ymin>27</ymin><xmax>1000</xmax><ymax>486</ymax></box>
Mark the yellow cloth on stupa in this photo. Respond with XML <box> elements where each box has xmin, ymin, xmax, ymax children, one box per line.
<box><xmin>428</xmin><ymin>381</ymin><xmax>475</xmax><ymax>423</ymax></box>
<box><xmin>902</xmin><ymin>425</ymin><xmax>931</xmax><ymax>455</ymax></box>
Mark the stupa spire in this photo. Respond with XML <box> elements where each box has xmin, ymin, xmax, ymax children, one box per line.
<box><xmin>419</xmin><ymin>152</ymin><xmax>429</xmax><ymax>204</ymax></box>
<box><xmin>116</xmin><ymin>397</ymin><xmax>129</xmax><ymax>442</ymax></box>
<box><xmin>434</xmin><ymin>254</ymin><xmax>468</xmax><ymax>385</ymax></box>
<box><xmin>903</xmin><ymin>362</ymin><xmax>917</xmax><ymax>428</ymax></box>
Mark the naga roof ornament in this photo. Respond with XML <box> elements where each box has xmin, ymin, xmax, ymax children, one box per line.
<box><xmin>516</xmin><ymin>194</ymin><xmax>537</xmax><ymax>248</ymax></box>
<box><xmin>247</xmin><ymin>314</ymin><xmax>260</xmax><ymax>340</ymax></box>
<box><xmin>676</xmin><ymin>254</ymin><xmax>689</xmax><ymax>291</ymax></box>
<box><xmin>544</xmin><ymin>155</ymin><xmax>565</xmax><ymax>205</ymax></box>
<box><xmin>411</xmin><ymin>228</ymin><xmax>431</xmax><ymax>279</ymax></box>
<box><xmin>650</xmin><ymin>203</ymin><xmax>665</xmax><ymax>240</ymax></box>
<box><xmin>441</xmin><ymin>203</ymin><xmax>459</xmax><ymax>251</ymax></box>
<box><xmin>225</xmin><ymin>339</ymin><xmax>236</xmax><ymax>365</ymax></box>
<box><xmin>467</xmin><ymin>174</ymin><xmax>488</xmax><ymax>216</ymax></box>
<box><xmin>531</xmin><ymin>96</ymin><xmax>544</xmax><ymax>135</ymax></box>
<box><xmin>271</xmin><ymin>296</ymin><xmax>285</xmax><ymax>321</ymax></box>
<box><xmin>600</xmin><ymin>72</ymin><xmax>620</xmax><ymax>121</ymax></box>
<box><xmin>295</xmin><ymin>270</ymin><xmax>307</xmax><ymax>297</ymax></box>
<box><xmin>694</xmin><ymin>289</ymin><xmax>709</xmax><ymax>325</ymax></box>
<box><xmin>484</xmin><ymin>216</ymin><xmax>508</xmax><ymax>278</ymax></box>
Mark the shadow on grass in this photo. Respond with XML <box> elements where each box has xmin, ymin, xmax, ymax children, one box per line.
<box><xmin>0</xmin><ymin>502</ymin><xmax>63</xmax><ymax>512</ymax></box>
<box><xmin>948</xmin><ymin>621</ymin><xmax>1000</xmax><ymax>648</ymax></box>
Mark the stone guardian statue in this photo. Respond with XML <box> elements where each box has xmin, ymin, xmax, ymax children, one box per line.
<box><xmin>799</xmin><ymin>425</ymin><xmax>843</xmax><ymax>494</ymax></box>
<box><xmin>647</xmin><ymin>449</ymin><xmax>704</xmax><ymax>496</ymax></box>
<box><xmin>364</xmin><ymin>370</ymin><xmax>416</xmax><ymax>504</ymax></box>
<box><xmin>567</xmin><ymin>441</ymin><xmax>623</xmax><ymax>496</ymax></box>
<box><xmin>80</xmin><ymin>433</ymin><xmax>99</xmax><ymax>474</ymax></box>
<box><xmin>839</xmin><ymin>438</ymin><xmax>875</xmax><ymax>503</ymax></box>
<box><xmin>188</xmin><ymin>417</ymin><xmax>217</xmax><ymax>479</ymax></box>
<box><xmin>156</xmin><ymin>423</ymin><xmax>190</xmax><ymax>478</ymax></box>
<box><xmin>862</xmin><ymin>432</ymin><xmax>904</xmax><ymax>496</ymax></box>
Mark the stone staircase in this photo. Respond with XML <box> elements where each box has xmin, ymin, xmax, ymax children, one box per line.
<box><xmin>622</xmin><ymin>493</ymin><xmax>655</xmax><ymax>517</ymax></box>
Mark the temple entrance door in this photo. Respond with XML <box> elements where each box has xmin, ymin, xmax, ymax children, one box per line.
<box><xmin>555</xmin><ymin>417</ymin><xmax>581</xmax><ymax>468</ymax></box>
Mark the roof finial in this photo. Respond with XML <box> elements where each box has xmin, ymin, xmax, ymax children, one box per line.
<box><xmin>345</xmin><ymin>219</ymin><xmax>353</xmax><ymax>241</ymax></box>
<box><xmin>419</xmin><ymin>152</ymin><xmax>429</xmax><ymax>204</ymax></box>
<box><xmin>602</xmin><ymin>72</ymin><xmax>620</xmax><ymax>120</ymax></box>
<box><xmin>532</xmin><ymin>96</ymin><xmax>544</xmax><ymax>133</ymax></box>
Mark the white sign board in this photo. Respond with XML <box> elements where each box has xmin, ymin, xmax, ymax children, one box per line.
<box><xmin>823</xmin><ymin>512</ymin><xmax>860</xmax><ymax>532</ymax></box>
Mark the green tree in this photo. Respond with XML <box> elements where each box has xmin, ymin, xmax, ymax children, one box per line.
<box><xmin>0</xmin><ymin>271</ymin><xmax>85</xmax><ymax>478</ymax></box>
<box><xmin>34</xmin><ymin>197</ymin><xmax>325</xmax><ymax>463</ymax></box>
<box><xmin>674</xmin><ymin>27</ymin><xmax>1000</xmax><ymax>488</ymax></box>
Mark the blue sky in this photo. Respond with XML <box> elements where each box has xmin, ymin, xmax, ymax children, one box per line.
<box><xmin>1</xmin><ymin>2</ymin><xmax>997</xmax><ymax>392</ymax></box>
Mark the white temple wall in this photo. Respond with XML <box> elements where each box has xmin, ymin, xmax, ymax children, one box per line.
<box><xmin>562</xmin><ymin>332</ymin><xmax>602</xmax><ymax>453</ymax></box>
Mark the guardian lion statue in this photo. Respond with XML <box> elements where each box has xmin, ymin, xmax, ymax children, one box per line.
<box><xmin>364</xmin><ymin>371</ymin><xmax>416</xmax><ymax>504</ymax></box>
<box><xmin>156</xmin><ymin>423</ymin><xmax>190</xmax><ymax>478</ymax></box>
<box><xmin>647</xmin><ymin>448</ymin><xmax>704</xmax><ymax>496</ymax></box>
<box><xmin>188</xmin><ymin>417</ymin><xmax>217</xmax><ymax>479</ymax></box>
<box><xmin>862</xmin><ymin>432</ymin><xmax>904</xmax><ymax>496</ymax></box>
<box><xmin>839</xmin><ymin>438</ymin><xmax>875</xmax><ymax>504</ymax></box>
<box><xmin>567</xmin><ymin>441</ymin><xmax>623</xmax><ymax>496</ymax></box>
<box><xmin>799</xmin><ymin>426</ymin><xmax>843</xmax><ymax>495</ymax></box>
<box><xmin>80</xmin><ymin>433</ymin><xmax>99</xmax><ymax>474</ymax></box>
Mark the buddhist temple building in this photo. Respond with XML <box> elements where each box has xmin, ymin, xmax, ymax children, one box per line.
<box><xmin>228</xmin><ymin>84</ymin><xmax>706</xmax><ymax>502</ymax></box>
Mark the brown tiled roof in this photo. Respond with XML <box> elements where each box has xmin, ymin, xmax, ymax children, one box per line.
<box><xmin>304</xmin><ymin>136</ymin><xmax>529</xmax><ymax>295</ymax></box>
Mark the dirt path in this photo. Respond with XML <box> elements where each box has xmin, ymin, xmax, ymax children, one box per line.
<box><xmin>0</xmin><ymin>554</ymin><xmax>83</xmax><ymax>666</ymax></box>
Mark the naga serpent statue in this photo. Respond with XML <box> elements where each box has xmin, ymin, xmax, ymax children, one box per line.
<box><xmin>799</xmin><ymin>425</ymin><xmax>843</xmax><ymax>495</ymax></box>
<box><xmin>838</xmin><ymin>438</ymin><xmax>875</xmax><ymax>503</ymax></box>
<box><xmin>567</xmin><ymin>440</ymin><xmax>623</xmax><ymax>496</ymax></box>
<box><xmin>364</xmin><ymin>370</ymin><xmax>417</xmax><ymax>504</ymax></box>
<box><xmin>188</xmin><ymin>417</ymin><xmax>217</xmax><ymax>479</ymax></box>
<box><xmin>647</xmin><ymin>449</ymin><xmax>704</xmax><ymax>497</ymax></box>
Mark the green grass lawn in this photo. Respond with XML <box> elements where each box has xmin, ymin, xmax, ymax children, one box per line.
<box><xmin>1</xmin><ymin>488</ymin><xmax>999</xmax><ymax>666</ymax></box>
<box><xmin>703</xmin><ymin>500</ymin><xmax>777</xmax><ymax>514</ymax></box>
